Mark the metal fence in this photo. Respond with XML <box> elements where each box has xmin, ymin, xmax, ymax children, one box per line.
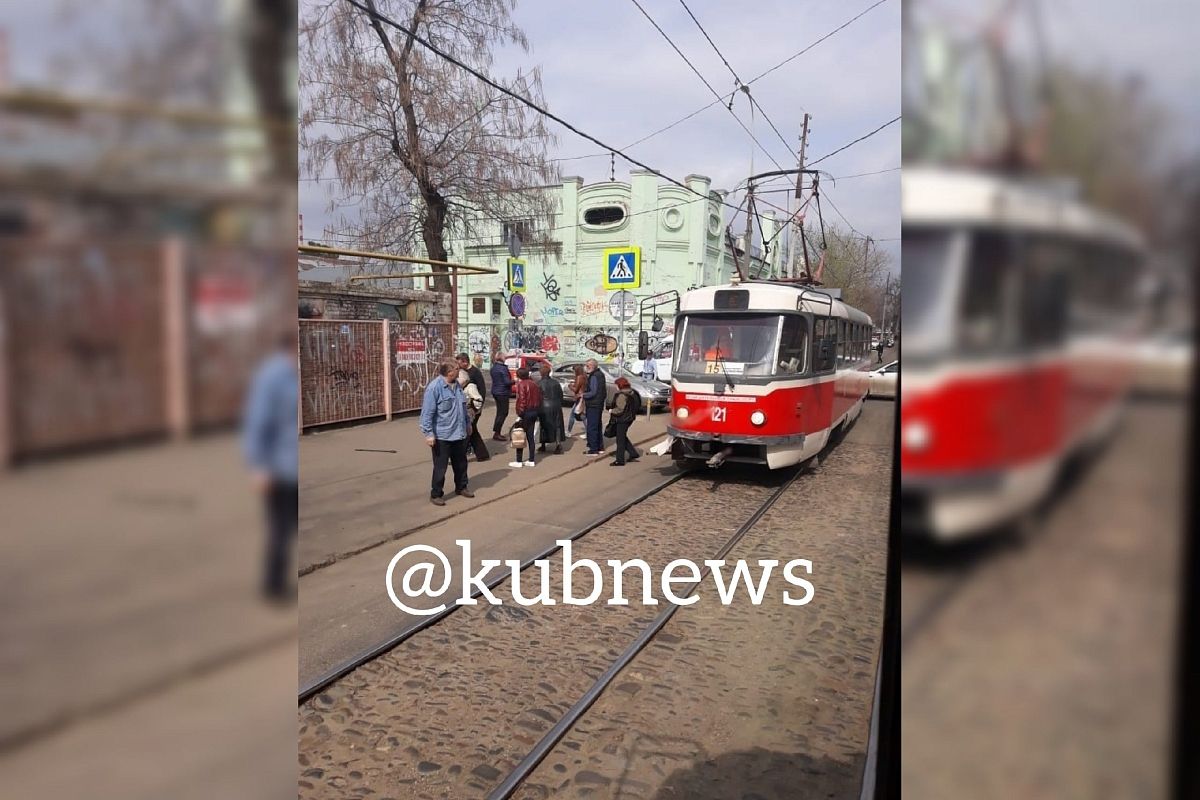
<box><xmin>297</xmin><ymin>319</ymin><xmax>454</xmax><ymax>428</ymax></box>
<box><xmin>0</xmin><ymin>237</ymin><xmax>292</xmax><ymax>463</ymax></box>
<box><xmin>1</xmin><ymin>240</ymin><xmax>169</xmax><ymax>455</ymax></box>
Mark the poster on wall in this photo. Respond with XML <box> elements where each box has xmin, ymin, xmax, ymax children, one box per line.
<box><xmin>394</xmin><ymin>339</ymin><xmax>426</xmax><ymax>365</ymax></box>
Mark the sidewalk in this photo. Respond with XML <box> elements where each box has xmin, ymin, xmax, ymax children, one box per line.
<box><xmin>298</xmin><ymin>410</ymin><xmax>674</xmax><ymax>686</ymax></box>
<box><xmin>1</xmin><ymin>435</ymin><xmax>295</xmax><ymax>798</ymax></box>
<box><xmin>299</xmin><ymin>409</ymin><xmax>671</xmax><ymax>572</ymax></box>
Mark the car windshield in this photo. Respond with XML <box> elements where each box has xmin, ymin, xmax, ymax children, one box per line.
<box><xmin>675</xmin><ymin>313</ymin><xmax>802</xmax><ymax>378</ymax></box>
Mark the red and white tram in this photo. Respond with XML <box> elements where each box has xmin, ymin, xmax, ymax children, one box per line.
<box><xmin>901</xmin><ymin>167</ymin><xmax>1145</xmax><ymax>540</ymax></box>
<box><xmin>667</xmin><ymin>281</ymin><xmax>875</xmax><ymax>469</ymax></box>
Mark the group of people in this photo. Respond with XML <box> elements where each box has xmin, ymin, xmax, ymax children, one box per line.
<box><xmin>419</xmin><ymin>352</ymin><xmax>646</xmax><ymax>505</ymax></box>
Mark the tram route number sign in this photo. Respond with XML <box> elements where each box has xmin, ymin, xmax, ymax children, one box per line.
<box><xmin>704</xmin><ymin>361</ymin><xmax>745</xmax><ymax>375</ymax></box>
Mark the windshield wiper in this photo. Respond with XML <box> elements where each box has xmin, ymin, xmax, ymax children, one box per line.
<box><xmin>714</xmin><ymin>350</ymin><xmax>735</xmax><ymax>390</ymax></box>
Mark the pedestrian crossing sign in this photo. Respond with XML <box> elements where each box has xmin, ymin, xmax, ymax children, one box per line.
<box><xmin>507</xmin><ymin>257</ymin><xmax>526</xmax><ymax>291</ymax></box>
<box><xmin>603</xmin><ymin>246</ymin><xmax>641</xmax><ymax>290</ymax></box>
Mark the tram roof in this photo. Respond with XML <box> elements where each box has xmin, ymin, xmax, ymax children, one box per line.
<box><xmin>680</xmin><ymin>282</ymin><xmax>872</xmax><ymax>326</ymax></box>
<box><xmin>902</xmin><ymin>166</ymin><xmax>1144</xmax><ymax>252</ymax></box>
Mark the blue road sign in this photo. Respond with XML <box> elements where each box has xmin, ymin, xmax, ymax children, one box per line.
<box><xmin>603</xmin><ymin>246</ymin><xmax>641</xmax><ymax>289</ymax></box>
<box><xmin>508</xmin><ymin>258</ymin><xmax>526</xmax><ymax>290</ymax></box>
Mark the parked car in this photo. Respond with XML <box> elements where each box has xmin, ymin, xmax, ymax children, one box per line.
<box><xmin>1133</xmin><ymin>329</ymin><xmax>1191</xmax><ymax>398</ymax></box>
<box><xmin>552</xmin><ymin>361</ymin><xmax>671</xmax><ymax>410</ymax></box>
<box><xmin>867</xmin><ymin>360</ymin><xmax>898</xmax><ymax>399</ymax></box>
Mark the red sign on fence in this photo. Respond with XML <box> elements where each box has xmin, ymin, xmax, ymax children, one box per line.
<box><xmin>394</xmin><ymin>339</ymin><xmax>427</xmax><ymax>365</ymax></box>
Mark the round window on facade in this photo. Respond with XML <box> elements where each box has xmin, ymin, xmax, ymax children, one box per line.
<box><xmin>662</xmin><ymin>207</ymin><xmax>684</xmax><ymax>231</ymax></box>
<box><xmin>582</xmin><ymin>205</ymin><xmax>626</xmax><ymax>228</ymax></box>
<box><xmin>707</xmin><ymin>212</ymin><xmax>722</xmax><ymax>236</ymax></box>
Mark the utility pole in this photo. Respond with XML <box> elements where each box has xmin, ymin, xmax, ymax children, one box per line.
<box><xmin>786</xmin><ymin>114</ymin><xmax>811</xmax><ymax>280</ymax></box>
<box><xmin>880</xmin><ymin>266</ymin><xmax>890</xmax><ymax>336</ymax></box>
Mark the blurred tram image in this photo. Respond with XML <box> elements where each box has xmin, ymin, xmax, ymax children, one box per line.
<box><xmin>900</xmin><ymin>167</ymin><xmax>1146</xmax><ymax>540</ymax></box>
<box><xmin>667</xmin><ymin>280</ymin><xmax>875</xmax><ymax>469</ymax></box>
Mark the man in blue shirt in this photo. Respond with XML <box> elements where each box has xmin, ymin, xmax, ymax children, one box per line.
<box><xmin>242</xmin><ymin>332</ymin><xmax>299</xmax><ymax>602</ymax></box>
<box><xmin>420</xmin><ymin>361</ymin><xmax>474</xmax><ymax>506</ymax></box>
<box><xmin>581</xmin><ymin>359</ymin><xmax>607</xmax><ymax>456</ymax></box>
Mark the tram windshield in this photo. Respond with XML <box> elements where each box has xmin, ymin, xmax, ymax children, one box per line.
<box><xmin>674</xmin><ymin>313</ymin><xmax>808</xmax><ymax>378</ymax></box>
<box><xmin>902</xmin><ymin>227</ymin><xmax>965</xmax><ymax>358</ymax></box>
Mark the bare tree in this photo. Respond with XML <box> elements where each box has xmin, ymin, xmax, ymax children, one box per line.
<box><xmin>300</xmin><ymin>0</ymin><xmax>558</xmax><ymax>292</ymax></box>
<box><xmin>802</xmin><ymin>224</ymin><xmax>891</xmax><ymax>320</ymax></box>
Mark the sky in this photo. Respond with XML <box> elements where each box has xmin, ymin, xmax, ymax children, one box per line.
<box><xmin>297</xmin><ymin>0</ymin><xmax>904</xmax><ymax>271</ymax></box>
<box><xmin>5</xmin><ymin>0</ymin><xmax>1199</xmax><ymax>276</ymax></box>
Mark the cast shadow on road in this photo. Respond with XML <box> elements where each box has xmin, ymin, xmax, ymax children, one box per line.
<box><xmin>650</xmin><ymin>747</ymin><xmax>865</xmax><ymax>800</ymax></box>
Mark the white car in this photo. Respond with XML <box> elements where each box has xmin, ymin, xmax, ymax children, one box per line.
<box><xmin>1133</xmin><ymin>330</ymin><xmax>1192</xmax><ymax>398</ymax></box>
<box><xmin>868</xmin><ymin>360</ymin><xmax>898</xmax><ymax>399</ymax></box>
<box><xmin>628</xmin><ymin>336</ymin><xmax>673</xmax><ymax>382</ymax></box>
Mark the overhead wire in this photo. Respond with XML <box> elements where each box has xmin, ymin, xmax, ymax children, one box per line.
<box><xmin>340</xmin><ymin>0</ymin><xmax>753</xmax><ymax>221</ymax></box>
<box><xmin>676</xmin><ymin>0</ymin><xmax>796</xmax><ymax>156</ymax></box>
<box><xmin>807</xmin><ymin>115</ymin><xmax>900</xmax><ymax>166</ymax></box>
<box><xmin>626</xmin><ymin>0</ymin><xmax>786</xmax><ymax>170</ymax></box>
<box><xmin>553</xmin><ymin>0</ymin><xmax>892</xmax><ymax>161</ymax></box>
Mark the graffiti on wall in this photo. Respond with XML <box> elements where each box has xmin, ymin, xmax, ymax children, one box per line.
<box><xmin>540</xmin><ymin>273</ymin><xmax>561</xmax><ymax>301</ymax></box>
<box><xmin>502</xmin><ymin>326</ymin><xmax>561</xmax><ymax>355</ymax></box>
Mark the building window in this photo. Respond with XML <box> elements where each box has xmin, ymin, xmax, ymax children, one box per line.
<box><xmin>502</xmin><ymin>220</ymin><xmax>534</xmax><ymax>243</ymax></box>
<box><xmin>582</xmin><ymin>205</ymin><xmax>626</xmax><ymax>227</ymax></box>
<box><xmin>491</xmin><ymin>298</ymin><xmax>502</xmax><ymax>317</ymax></box>
<box><xmin>472</xmin><ymin>297</ymin><xmax>487</xmax><ymax>314</ymax></box>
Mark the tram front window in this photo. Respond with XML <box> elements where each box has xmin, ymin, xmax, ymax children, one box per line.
<box><xmin>902</xmin><ymin>228</ymin><xmax>966</xmax><ymax>359</ymax></box>
<box><xmin>675</xmin><ymin>314</ymin><xmax>805</xmax><ymax>378</ymax></box>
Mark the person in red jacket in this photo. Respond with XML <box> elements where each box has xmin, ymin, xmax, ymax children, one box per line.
<box><xmin>511</xmin><ymin>367</ymin><xmax>543</xmax><ymax>467</ymax></box>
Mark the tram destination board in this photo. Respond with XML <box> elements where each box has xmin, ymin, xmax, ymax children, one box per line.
<box><xmin>713</xmin><ymin>289</ymin><xmax>750</xmax><ymax>310</ymax></box>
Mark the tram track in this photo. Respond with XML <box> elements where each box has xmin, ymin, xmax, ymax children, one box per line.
<box><xmin>298</xmin><ymin>468</ymin><xmax>686</xmax><ymax>704</ymax></box>
<box><xmin>484</xmin><ymin>463</ymin><xmax>807</xmax><ymax>800</ymax></box>
<box><xmin>298</xmin><ymin>463</ymin><xmax>809</xmax><ymax>798</ymax></box>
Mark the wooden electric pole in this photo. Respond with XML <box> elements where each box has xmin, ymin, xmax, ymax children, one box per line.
<box><xmin>787</xmin><ymin>114</ymin><xmax>811</xmax><ymax>280</ymax></box>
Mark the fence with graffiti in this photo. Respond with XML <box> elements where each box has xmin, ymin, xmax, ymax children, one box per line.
<box><xmin>297</xmin><ymin>319</ymin><xmax>454</xmax><ymax>428</ymax></box>
<box><xmin>0</xmin><ymin>238</ymin><xmax>292</xmax><ymax>461</ymax></box>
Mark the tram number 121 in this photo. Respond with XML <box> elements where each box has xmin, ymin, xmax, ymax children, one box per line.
<box><xmin>711</xmin><ymin>406</ymin><xmax>727</xmax><ymax>422</ymax></box>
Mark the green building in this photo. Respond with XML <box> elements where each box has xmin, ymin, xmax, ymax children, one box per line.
<box><xmin>446</xmin><ymin>170</ymin><xmax>781</xmax><ymax>363</ymax></box>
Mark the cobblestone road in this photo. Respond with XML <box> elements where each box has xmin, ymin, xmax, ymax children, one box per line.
<box><xmin>901</xmin><ymin>399</ymin><xmax>1184</xmax><ymax>798</ymax></box>
<box><xmin>298</xmin><ymin>402</ymin><xmax>894</xmax><ymax>799</ymax></box>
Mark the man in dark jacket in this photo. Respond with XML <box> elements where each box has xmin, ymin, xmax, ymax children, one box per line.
<box><xmin>581</xmin><ymin>358</ymin><xmax>607</xmax><ymax>456</ymax></box>
<box><xmin>537</xmin><ymin>361</ymin><xmax>565</xmax><ymax>454</ymax></box>
<box><xmin>489</xmin><ymin>352</ymin><xmax>514</xmax><ymax>441</ymax></box>
<box><xmin>458</xmin><ymin>353</ymin><xmax>487</xmax><ymax>404</ymax></box>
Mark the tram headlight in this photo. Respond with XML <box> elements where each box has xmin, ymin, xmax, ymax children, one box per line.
<box><xmin>675</xmin><ymin>406</ymin><xmax>689</xmax><ymax>419</ymax></box>
<box><xmin>750</xmin><ymin>410</ymin><xmax>766</xmax><ymax>426</ymax></box>
<box><xmin>904</xmin><ymin>419</ymin><xmax>932</xmax><ymax>452</ymax></box>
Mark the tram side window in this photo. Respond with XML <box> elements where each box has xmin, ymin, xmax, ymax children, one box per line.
<box><xmin>1021</xmin><ymin>236</ymin><xmax>1069</xmax><ymax>348</ymax></box>
<box><xmin>812</xmin><ymin>317</ymin><xmax>836</xmax><ymax>373</ymax></box>
<box><xmin>778</xmin><ymin>315</ymin><xmax>808</xmax><ymax>374</ymax></box>
<box><xmin>838</xmin><ymin>321</ymin><xmax>849</xmax><ymax>365</ymax></box>
<box><xmin>961</xmin><ymin>231</ymin><xmax>1017</xmax><ymax>354</ymax></box>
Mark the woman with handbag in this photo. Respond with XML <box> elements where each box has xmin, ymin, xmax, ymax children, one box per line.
<box><xmin>458</xmin><ymin>369</ymin><xmax>490</xmax><ymax>461</ymax></box>
<box><xmin>566</xmin><ymin>364</ymin><xmax>587</xmax><ymax>438</ymax></box>
<box><xmin>605</xmin><ymin>377</ymin><xmax>641</xmax><ymax>467</ymax></box>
